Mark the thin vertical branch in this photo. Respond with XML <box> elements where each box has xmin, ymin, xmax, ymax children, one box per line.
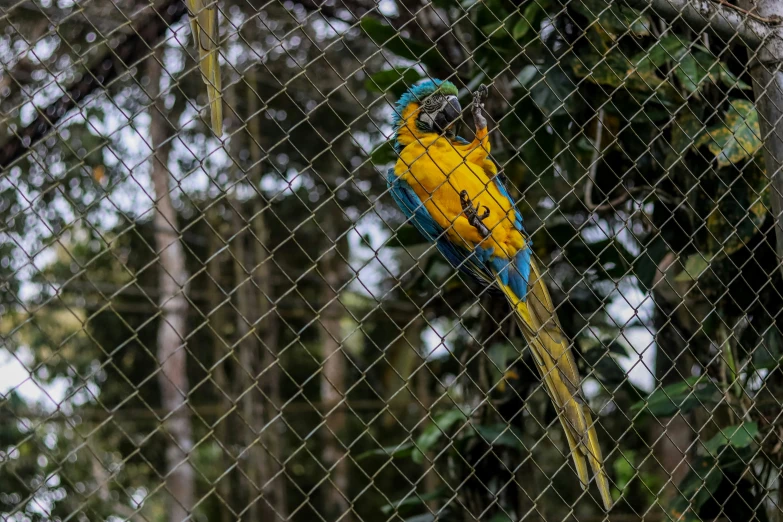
<box><xmin>147</xmin><ymin>48</ymin><xmax>195</xmax><ymax>522</ymax></box>
<box><xmin>246</xmin><ymin>67</ymin><xmax>287</xmax><ymax>519</ymax></box>
<box><xmin>318</xmin><ymin>190</ymin><xmax>351</xmax><ymax>522</ymax></box>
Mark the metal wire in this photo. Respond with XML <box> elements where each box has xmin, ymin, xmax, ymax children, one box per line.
<box><xmin>1</xmin><ymin>0</ymin><xmax>782</xmax><ymax>521</ymax></box>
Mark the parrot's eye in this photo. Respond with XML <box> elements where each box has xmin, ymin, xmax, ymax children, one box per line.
<box><xmin>421</xmin><ymin>94</ymin><xmax>445</xmax><ymax>113</ymax></box>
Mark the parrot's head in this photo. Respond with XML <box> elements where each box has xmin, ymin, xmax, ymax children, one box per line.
<box><xmin>392</xmin><ymin>79</ymin><xmax>461</xmax><ymax>148</ymax></box>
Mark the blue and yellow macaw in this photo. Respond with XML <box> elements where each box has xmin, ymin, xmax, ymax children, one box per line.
<box><xmin>387</xmin><ymin>79</ymin><xmax>612</xmax><ymax>510</ymax></box>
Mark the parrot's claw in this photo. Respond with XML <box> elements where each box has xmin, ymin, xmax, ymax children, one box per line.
<box><xmin>460</xmin><ymin>190</ymin><xmax>491</xmax><ymax>238</ymax></box>
<box><xmin>474</xmin><ymin>84</ymin><xmax>488</xmax><ymax>104</ymax></box>
<box><xmin>472</xmin><ymin>84</ymin><xmax>488</xmax><ymax>131</ymax></box>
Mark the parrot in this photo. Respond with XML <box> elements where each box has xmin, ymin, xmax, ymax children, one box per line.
<box><xmin>386</xmin><ymin>79</ymin><xmax>612</xmax><ymax>510</ymax></box>
<box><xmin>186</xmin><ymin>0</ymin><xmax>223</xmax><ymax>136</ymax></box>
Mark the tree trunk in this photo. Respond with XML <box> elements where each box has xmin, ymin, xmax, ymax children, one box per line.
<box><xmin>383</xmin><ymin>316</ymin><xmax>424</xmax><ymax>427</ymax></box>
<box><xmin>147</xmin><ymin>50</ymin><xmax>195</xmax><ymax>522</ymax></box>
<box><xmin>206</xmin><ymin>212</ymin><xmax>234</xmax><ymax>522</ymax></box>
<box><xmin>319</xmin><ymin>203</ymin><xmax>351</xmax><ymax>522</ymax></box>
<box><xmin>650</xmin><ymin>284</ymin><xmax>694</xmax><ymax>507</ymax></box>
<box><xmin>246</xmin><ymin>69</ymin><xmax>287</xmax><ymax>519</ymax></box>
<box><xmin>223</xmin><ymin>76</ymin><xmax>271</xmax><ymax>521</ymax></box>
<box><xmin>738</xmin><ymin>0</ymin><xmax>783</xmax><ymax>279</ymax></box>
<box><xmin>231</xmin><ymin>199</ymin><xmax>271</xmax><ymax>520</ymax></box>
<box><xmin>416</xmin><ymin>358</ymin><xmax>440</xmax><ymax>514</ymax></box>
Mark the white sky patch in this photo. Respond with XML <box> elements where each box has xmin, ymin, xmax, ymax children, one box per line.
<box><xmin>378</xmin><ymin>0</ymin><xmax>399</xmax><ymax>17</ymax></box>
<box><xmin>422</xmin><ymin>316</ymin><xmax>458</xmax><ymax>360</ymax></box>
<box><xmin>347</xmin><ymin>211</ymin><xmax>398</xmax><ymax>299</ymax></box>
<box><xmin>0</xmin><ymin>347</ymin><xmax>70</xmax><ymax>410</ymax></box>
<box><xmin>620</xmin><ymin>326</ymin><xmax>655</xmax><ymax>392</ymax></box>
<box><xmin>607</xmin><ymin>278</ymin><xmax>656</xmax><ymax>392</ymax></box>
<box><xmin>311</xmin><ymin>17</ymin><xmax>349</xmax><ymax>39</ymax></box>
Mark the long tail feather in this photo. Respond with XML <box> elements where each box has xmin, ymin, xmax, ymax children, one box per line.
<box><xmin>497</xmin><ymin>258</ymin><xmax>612</xmax><ymax>510</ymax></box>
<box><xmin>204</xmin><ymin>51</ymin><xmax>222</xmax><ymax>135</ymax></box>
<box><xmin>188</xmin><ymin>0</ymin><xmax>223</xmax><ymax>136</ymax></box>
<box><xmin>584</xmin><ymin>405</ymin><xmax>613</xmax><ymax>509</ymax></box>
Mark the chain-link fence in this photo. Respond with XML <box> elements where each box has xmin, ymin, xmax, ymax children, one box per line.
<box><xmin>1</xmin><ymin>0</ymin><xmax>783</xmax><ymax>521</ymax></box>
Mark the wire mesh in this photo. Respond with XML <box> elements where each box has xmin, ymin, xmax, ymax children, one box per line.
<box><xmin>0</xmin><ymin>0</ymin><xmax>782</xmax><ymax>521</ymax></box>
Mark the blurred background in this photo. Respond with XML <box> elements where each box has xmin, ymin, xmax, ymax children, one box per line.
<box><xmin>1</xmin><ymin>0</ymin><xmax>782</xmax><ymax>520</ymax></box>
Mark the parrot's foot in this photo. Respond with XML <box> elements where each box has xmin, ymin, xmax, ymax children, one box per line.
<box><xmin>460</xmin><ymin>190</ymin><xmax>491</xmax><ymax>238</ymax></box>
<box><xmin>473</xmin><ymin>84</ymin><xmax>488</xmax><ymax>131</ymax></box>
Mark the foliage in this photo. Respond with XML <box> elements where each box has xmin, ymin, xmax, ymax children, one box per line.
<box><xmin>0</xmin><ymin>0</ymin><xmax>781</xmax><ymax>521</ymax></box>
<box><xmin>364</xmin><ymin>0</ymin><xmax>780</xmax><ymax>520</ymax></box>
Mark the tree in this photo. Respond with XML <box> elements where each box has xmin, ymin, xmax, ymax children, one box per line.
<box><xmin>147</xmin><ymin>48</ymin><xmax>196</xmax><ymax>522</ymax></box>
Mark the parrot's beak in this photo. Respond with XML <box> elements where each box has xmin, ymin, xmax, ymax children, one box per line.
<box><xmin>434</xmin><ymin>95</ymin><xmax>461</xmax><ymax>134</ymax></box>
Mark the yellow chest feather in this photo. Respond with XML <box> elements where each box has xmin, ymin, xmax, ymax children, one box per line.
<box><xmin>395</xmin><ymin>137</ymin><xmax>525</xmax><ymax>258</ymax></box>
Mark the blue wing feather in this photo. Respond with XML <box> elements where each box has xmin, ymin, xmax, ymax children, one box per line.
<box><xmin>490</xmin><ymin>173</ymin><xmax>531</xmax><ymax>300</ymax></box>
<box><xmin>387</xmin><ymin>169</ymin><xmax>495</xmax><ymax>284</ymax></box>
<box><xmin>388</xmin><ymin>149</ymin><xmax>533</xmax><ymax>300</ymax></box>
<box><xmin>452</xmin><ymin>136</ymin><xmax>532</xmax><ymax>298</ymax></box>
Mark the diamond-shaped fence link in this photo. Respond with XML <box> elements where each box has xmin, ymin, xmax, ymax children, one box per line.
<box><xmin>1</xmin><ymin>0</ymin><xmax>782</xmax><ymax>521</ymax></box>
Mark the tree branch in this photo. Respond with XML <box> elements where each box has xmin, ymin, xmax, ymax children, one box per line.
<box><xmin>0</xmin><ymin>0</ymin><xmax>187</xmax><ymax>170</ymax></box>
<box><xmin>620</xmin><ymin>0</ymin><xmax>783</xmax><ymax>276</ymax></box>
<box><xmin>0</xmin><ymin>0</ymin><xmax>411</xmax><ymax>171</ymax></box>
<box><xmin>620</xmin><ymin>0</ymin><xmax>781</xmax><ymax>49</ymax></box>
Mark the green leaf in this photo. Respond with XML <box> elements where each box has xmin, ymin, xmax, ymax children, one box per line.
<box><xmin>488</xmin><ymin>343</ymin><xmax>519</xmax><ymax>373</ymax></box>
<box><xmin>636</xmin><ymin>35</ymin><xmax>686</xmax><ymax>68</ymax></box>
<box><xmin>480</xmin><ymin>21</ymin><xmax>503</xmax><ymax>36</ymax></box>
<box><xmin>514</xmin><ymin>64</ymin><xmax>539</xmax><ymax>89</ymax></box>
<box><xmin>360</xmin><ymin>18</ymin><xmax>448</xmax><ymax>71</ymax></box>
<box><xmin>675</xmin><ymin>254</ymin><xmax>712</xmax><ymax>282</ymax></box>
<box><xmin>634</xmin><ymin>235</ymin><xmax>669</xmax><ymax>291</ymax></box>
<box><xmin>361</xmin><ymin>18</ymin><xmax>426</xmax><ymax>61</ymax></box>
<box><xmin>412</xmin><ymin>409</ymin><xmax>467</xmax><ymax>463</ymax></box>
<box><xmin>755</xmin><ymin>328</ymin><xmax>783</xmax><ymax>369</ymax></box>
<box><xmin>529</xmin><ymin>66</ymin><xmax>577</xmax><ymax>116</ymax></box>
<box><xmin>574</xmin><ymin>50</ymin><xmax>668</xmax><ymax>94</ymax></box>
<box><xmin>632</xmin><ymin>376</ymin><xmax>720</xmax><ymax>417</ymax></box>
<box><xmin>674</xmin><ymin>51</ymin><xmax>720</xmax><ymax>93</ymax></box>
<box><xmin>472</xmin><ymin>424</ymin><xmax>525</xmax><ymax>450</ymax></box>
<box><xmin>686</xmin><ymin>101</ymin><xmax>768</xmax><ymax>257</ymax></box>
<box><xmin>697</xmin><ymin>99</ymin><xmax>762</xmax><ymax>167</ymax></box>
<box><xmin>719</xmin><ymin>68</ymin><xmax>753</xmax><ymax>91</ymax></box>
<box><xmin>706</xmin><ymin>160</ymin><xmax>769</xmax><ymax>256</ymax></box>
<box><xmin>369</xmin><ymin>141</ymin><xmax>398</xmax><ymax>165</ymax></box>
<box><xmin>387</xmin><ymin>225</ymin><xmax>429</xmax><ymax>248</ymax></box>
<box><xmin>488</xmin><ymin>343</ymin><xmax>521</xmax><ymax>392</ymax></box>
<box><xmin>365</xmin><ymin>68</ymin><xmax>422</xmax><ymax>97</ymax></box>
<box><xmin>665</xmin><ymin>111</ymin><xmax>704</xmax><ymax>169</ymax></box>
<box><xmin>512</xmin><ymin>17</ymin><xmax>532</xmax><ymax>40</ymax></box>
<box><xmin>512</xmin><ymin>2</ymin><xmax>541</xmax><ymax>39</ymax></box>
<box><xmin>573</xmin><ymin>53</ymin><xmax>628</xmax><ymax>88</ymax></box>
<box><xmin>704</xmin><ymin>422</ymin><xmax>758</xmax><ymax>455</ymax></box>
<box><xmin>668</xmin><ymin>456</ymin><xmax>722</xmax><ymax>521</ymax></box>
<box><xmin>404</xmin><ymin>515</ymin><xmax>437</xmax><ymax>522</ymax></box>
<box><xmin>582</xmin><ymin>347</ymin><xmax>629</xmax><ymax>387</ymax></box>
<box><xmin>717</xmin><ymin>443</ymin><xmax>755</xmax><ymax>473</ymax></box>
<box><xmin>355</xmin><ymin>442</ymin><xmax>414</xmax><ymax>461</ymax></box>
<box><xmin>594</xmin><ymin>4</ymin><xmax>652</xmax><ymax>36</ymax></box>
